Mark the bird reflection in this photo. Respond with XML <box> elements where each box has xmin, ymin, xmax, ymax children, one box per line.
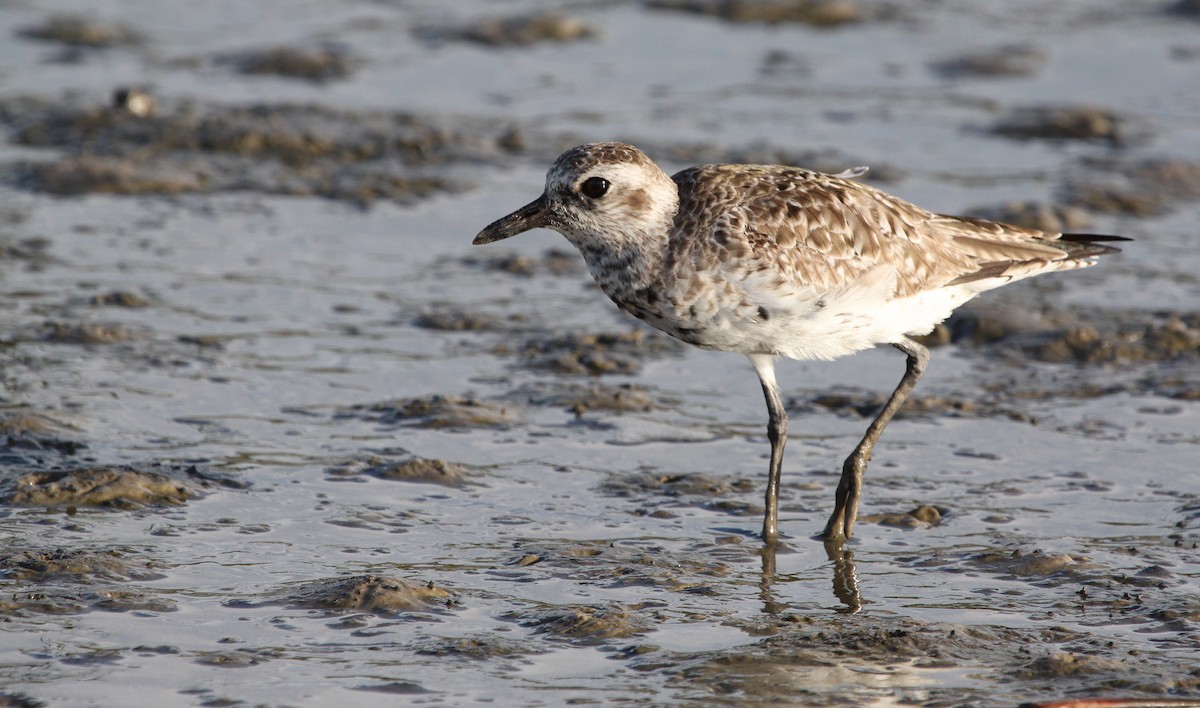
<box><xmin>757</xmin><ymin>542</ymin><xmax>789</xmax><ymax>615</ymax></box>
<box><xmin>824</xmin><ymin>539</ymin><xmax>863</xmax><ymax>613</ymax></box>
<box><xmin>758</xmin><ymin>539</ymin><xmax>864</xmax><ymax>614</ymax></box>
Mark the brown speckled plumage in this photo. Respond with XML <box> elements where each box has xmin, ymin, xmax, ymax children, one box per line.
<box><xmin>474</xmin><ymin>142</ymin><xmax>1126</xmax><ymax>544</ymax></box>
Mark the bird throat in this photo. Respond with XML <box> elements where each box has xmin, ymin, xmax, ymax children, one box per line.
<box><xmin>570</xmin><ymin>226</ymin><xmax>669</xmax><ymax>305</ymax></box>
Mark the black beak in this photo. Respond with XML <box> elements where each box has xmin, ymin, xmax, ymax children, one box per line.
<box><xmin>472</xmin><ymin>194</ymin><xmax>550</xmax><ymax>245</ymax></box>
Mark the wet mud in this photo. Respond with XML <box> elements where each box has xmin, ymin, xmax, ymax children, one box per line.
<box><xmin>412</xmin><ymin>634</ymin><xmax>544</xmax><ymax>660</ymax></box>
<box><xmin>502</xmin><ymin>605</ymin><xmax>654</xmax><ymax>645</ymax></box>
<box><xmin>989</xmin><ymin>105</ymin><xmax>1135</xmax><ymax>146</ymax></box>
<box><xmin>0</xmin><ymin>0</ymin><xmax>1197</xmax><ymax>705</ymax></box>
<box><xmin>508</xmin><ymin>381</ymin><xmax>668</xmax><ymax>415</ymax></box>
<box><xmin>646</xmin><ymin>613</ymin><xmax>1200</xmax><ymax>703</ymax></box>
<box><xmin>965</xmin><ymin>201</ymin><xmax>1093</xmax><ymax>233</ymax></box>
<box><xmin>516</xmin><ymin>329</ymin><xmax>686</xmax><ymax>376</ymax></box>
<box><xmin>0</xmin><ymin>412</ymin><xmax>85</xmax><ymax>457</ymax></box>
<box><xmin>0</xmin><ymin>547</ymin><xmax>173</xmax><ymax>616</ymax></box>
<box><xmin>422</xmin><ymin>13</ymin><xmax>599</xmax><ymax>48</ymax></box>
<box><xmin>326</xmin><ymin>455</ymin><xmax>482</xmax><ymax>489</ymax></box>
<box><xmin>4</xmin><ymin>467</ymin><xmax>193</xmax><ymax>509</ymax></box>
<box><xmin>219</xmin><ymin>45</ymin><xmax>360</xmax><ymax>83</ymax></box>
<box><xmin>0</xmin><ymin>95</ymin><xmax>519</xmax><ymax>203</ymax></box>
<box><xmin>645</xmin><ymin>0</ymin><xmax>865</xmax><ymax>27</ymax></box>
<box><xmin>1</xmin><ymin>547</ymin><xmax>165</xmax><ymax>583</ymax></box>
<box><xmin>454</xmin><ymin>247</ymin><xmax>585</xmax><ymax>279</ymax></box>
<box><xmin>794</xmin><ymin>387</ymin><xmax>1035</xmax><ymax>423</ymax></box>
<box><xmin>280</xmin><ymin>574</ymin><xmax>454</xmax><ymax>614</ymax></box>
<box><xmin>18</xmin><ymin>14</ymin><xmax>142</xmax><ymax>49</ymax></box>
<box><xmin>1065</xmin><ymin>156</ymin><xmax>1200</xmax><ymax>217</ymax></box>
<box><xmin>599</xmin><ymin>471</ymin><xmax>760</xmax><ymax>513</ymax></box>
<box><xmin>340</xmin><ymin>395</ymin><xmax>519</xmax><ymax>430</ymax></box>
<box><xmin>930</xmin><ymin>44</ymin><xmax>1048</xmax><ymax>80</ymax></box>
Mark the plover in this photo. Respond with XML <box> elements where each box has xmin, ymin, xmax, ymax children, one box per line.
<box><xmin>474</xmin><ymin>142</ymin><xmax>1125</xmax><ymax>545</ymax></box>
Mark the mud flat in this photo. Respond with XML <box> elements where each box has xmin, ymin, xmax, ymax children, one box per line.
<box><xmin>0</xmin><ymin>0</ymin><xmax>1197</xmax><ymax>705</ymax></box>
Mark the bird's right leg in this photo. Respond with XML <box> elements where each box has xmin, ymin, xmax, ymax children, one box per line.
<box><xmin>823</xmin><ymin>337</ymin><xmax>929</xmax><ymax>544</ymax></box>
<box><xmin>749</xmin><ymin>354</ymin><xmax>786</xmax><ymax>545</ymax></box>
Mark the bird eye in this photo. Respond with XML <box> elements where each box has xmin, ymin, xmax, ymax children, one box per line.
<box><xmin>580</xmin><ymin>176</ymin><xmax>610</xmax><ymax>199</ymax></box>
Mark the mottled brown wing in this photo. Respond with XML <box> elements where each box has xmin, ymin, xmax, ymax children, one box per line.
<box><xmin>673</xmin><ymin>164</ymin><xmax>1075</xmax><ymax>298</ymax></box>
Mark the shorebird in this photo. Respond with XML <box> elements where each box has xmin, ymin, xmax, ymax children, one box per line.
<box><xmin>473</xmin><ymin>142</ymin><xmax>1125</xmax><ymax>545</ymax></box>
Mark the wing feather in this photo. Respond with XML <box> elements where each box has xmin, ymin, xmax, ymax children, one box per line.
<box><xmin>670</xmin><ymin>164</ymin><xmax>1100</xmax><ymax>300</ymax></box>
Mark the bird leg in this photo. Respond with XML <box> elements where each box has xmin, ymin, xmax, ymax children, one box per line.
<box><xmin>823</xmin><ymin>337</ymin><xmax>929</xmax><ymax>543</ymax></box>
<box><xmin>749</xmin><ymin>354</ymin><xmax>786</xmax><ymax>544</ymax></box>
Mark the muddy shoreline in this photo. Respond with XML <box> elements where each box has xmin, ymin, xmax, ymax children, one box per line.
<box><xmin>2</xmin><ymin>1</ymin><xmax>1198</xmax><ymax>705</ymax></box>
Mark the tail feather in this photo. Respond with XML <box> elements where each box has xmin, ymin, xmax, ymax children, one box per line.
<box><xmin>1059</xmin><ymin>233</ymin><xmax>1132</xmax><ymax>243</ymax></box>
<box><xmin>946</xmin><ymin>232</ymin><xmax>1128</xmax><ymax>287</ymax></box>
<box><xmin>1056</xmin><ymin>232</ymin><xmax>1130</xmax><ymax>258</ymax></box>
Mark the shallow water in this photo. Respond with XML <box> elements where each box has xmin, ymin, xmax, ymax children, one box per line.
<box><xmin>1</xmin><ymin>0</ymin><xmax>1199</xmax><ymax>705</ymax></box>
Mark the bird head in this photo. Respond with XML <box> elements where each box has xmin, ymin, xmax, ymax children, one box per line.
<box><xmin>473</xmin><ymin>142</ymin><xmax>679</xmax><ymax>253</ymax></box>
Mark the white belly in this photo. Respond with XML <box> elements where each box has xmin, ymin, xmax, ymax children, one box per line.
<box><xmin>642</xmin><ymin>266</ymin><xmax>983</xmax><ymax>361</ymax></box>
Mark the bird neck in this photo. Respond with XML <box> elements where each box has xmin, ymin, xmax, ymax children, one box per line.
<box><xmin>570</xmin><ymin>214</ymin><xmax>675</xmax><ymax>298</ymax></box>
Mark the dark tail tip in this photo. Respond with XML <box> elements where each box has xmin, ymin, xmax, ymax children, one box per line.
<box><xmin>1060</xmin><ymin>232</ymin><xmax>1132</xmax><ymax>243</ymax></box>
<box><xmin>1059</xmin><ymin>232</ymin><xmax>1130</xmax><ymax>257</ymax></box>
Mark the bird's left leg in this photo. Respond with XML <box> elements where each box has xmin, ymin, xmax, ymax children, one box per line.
<box><xmin>749</xmin><ymin>354</ymin><xmax>786</xmax><ymax>544</ymax></box>
<box><xmin>823</xmin><ymin>337</ymin><xmax>929</xmax><ymax>543</ymax></box>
